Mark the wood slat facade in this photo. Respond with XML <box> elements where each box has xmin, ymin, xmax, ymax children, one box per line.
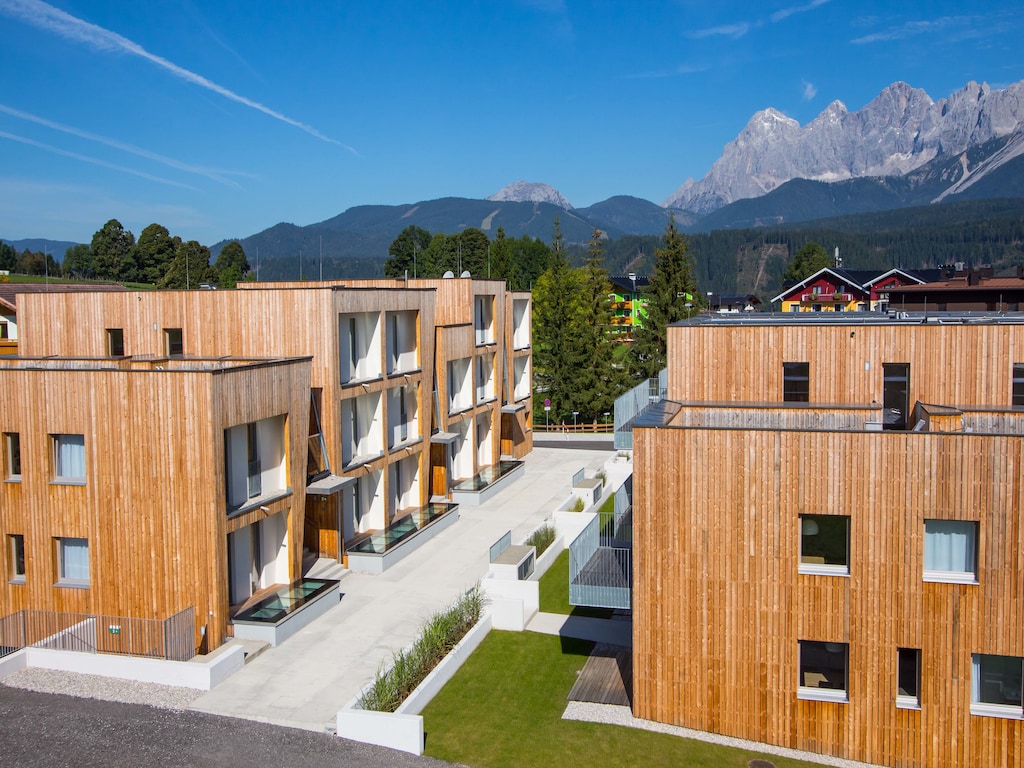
<box><xmin>633</xmin><ymin>315</ymin><xmax>1024</xmax><ymax>768</ymax></box>
<box><xmin>0</xmin><ymin>356</ymin><xmax>312</xmax><ymax>653</ymax></box>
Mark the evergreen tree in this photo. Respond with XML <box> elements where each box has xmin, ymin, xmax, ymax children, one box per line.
<box><xmin>135</xmin><ymin>224</ymin><xmax>178</xmax><ymax>285</ymax></box>
<box><xmin>158</xmin><ymin>240</ymin><xmax>216</xmax><ymax>289</ymax></box>
<box><xmin>91</xmin><ymin>219</ymin><xmax>137</xmax><ymax>282</ymax></box>
<box><xmin>783</xmin><ymin>241</ymin><xmax>833</xmax><ymax>282</ymax></box>
<box><xmin>532</xmin><ymin>219</ymin><xmax>585</xmax><ymax>426</ymax></box>
<box><xmin>0</xmin><ymin>242</ymin><xmax>16</xmax><ymax>272</ymax></box>
<box><xmin>62</xmin><ymin>243</ymin><xmax>94</xmax><ymax>279</ymax></box>
<box><xmin>572</xmin><ymin>227</ymin><xmax>630</xmax><ymax>421</ymax></box>
<box><xmin>490</xmin><ymin>227</ymin><xmax>516</xmax><ymax>287</ymax></box>
<box><xmin>214</xmin><ymin>240</ymin><xmax>250</xmax><ymax>288</ymax></box>
<box><xmin>631</xmin><ymin>214</ymin><xmax>701</xmax><ymax>379</ymax></box>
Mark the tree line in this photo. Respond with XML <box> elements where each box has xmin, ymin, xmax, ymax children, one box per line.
<box><xmin>0</xmin><ymin>220</ymin><xmax>250</xmax><ymax>289</ymax></box>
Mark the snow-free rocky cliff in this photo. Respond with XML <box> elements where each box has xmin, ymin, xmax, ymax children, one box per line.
<box><xmin>487</xmin><ymin>181</ymin><xmax>574</xmax><ymax>210</ymax></box>
<box><xmin>664</xmin><ymin>80</ymin><xmax>1024</xmax><ymax>216</ymax></box>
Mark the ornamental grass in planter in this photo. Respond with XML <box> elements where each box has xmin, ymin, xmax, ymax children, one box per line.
<box><xmin>358</xmin><ymin>585</ymin><xmax>485</xmax><ymax>713</ymax></box>
<box><xmin>526</xmin><ymin>523</ymin><xmax>557</xmax><ymax>555</ymax></box>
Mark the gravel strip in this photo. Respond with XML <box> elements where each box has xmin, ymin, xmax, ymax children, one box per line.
<box><xmin>562</xmin><ymin>701</ymin><xmax>883</xmax><ymax>768</ymax></box>
<box><xmin>2</xmin><ymin>667</ymin><xmax>203</xmax><ymax>710</ymax></box>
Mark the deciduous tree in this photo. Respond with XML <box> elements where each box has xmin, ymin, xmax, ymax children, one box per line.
<box><xmin>384</xmin><ymin>225</ymin><xmax>432</xmax><ymax>278</ymax></box>
<box><xmin>158</xmin><ymin>240</ymin><xmax>216</xmax><ymax>289</ymax></box>
<box><xmin>91</xmin><ymin>219</ymin><xmax>137</xmax><ymax>282</ymax></box>
<box><xmin>214</xmin><ymin>240</ymin><xmax>249</xmax><ymax>288</ymax></box>
<box><xmin>783</xmin><ymin>241</ymin><xmax>833</xmax><ymax>282</ymax></box>
<box><xmin>135</xmin><ymin>224</ymin><xmax>178</xmax><ymax>285</ymax></box>
<box><xmin>62</xmin><ymin>244</ymin><xmax>94</xmax><ymax>279</ymax></box>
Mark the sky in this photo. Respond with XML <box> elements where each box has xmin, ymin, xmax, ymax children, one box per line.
<box><xmin>0</xmin><ymin>0</ymin><xmax>1022</xmax><ymax>246</ymax></box>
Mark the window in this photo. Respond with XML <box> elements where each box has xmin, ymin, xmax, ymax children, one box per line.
<box><xmin>0</xmin><ymin>322</ymin><xmax>7</xmax><ymax>339</ymax></box>
<box><xmin>897</xmin><ymin>648</ymin><xmax>921</xmax><ymax>709</ymax></box>
<box><xmin>783</xmin><ymin>362</ymin><xmax>809</xmax><ymax>402</ymax></box>
<box><xmin>55</xmin><ymin>537</ymin><xmax>89</xmax><ymax>586</ymax></box>
<box><xmin>883</xmin><ymin>363</ymin><xmax>910</xmax><ymax>430</ymax></box>
<box><xmin>246</xmin><ymin>422</ymin><xmax>261</xmax><ymax>499</ymax></box>
<box><xmin>3</xmin><ymin>432</ymin><xmax>21</xmax><ymax>480</ymax></box>
<box><xmin>799</xmin><ymin>515</ymin><xmax>850</xmax><ymax>575</ymax></box>
<box><xmin>8</xmin><ymin>534</ymin><xmax>25</xmax><ymax>583</ymax></box>
<box><xmin>972</xmin><ymin>654</ymin><xmax>1023</xmax><ymax>718</ymax></box>
<box><xmin>924</xmin><ymin>519</ymin><xmax>978</xmax><ymax>583</ymax></box>
<box><xmin>164</xmin><ymin>328</ymin><xmax>183</xmax><ymax>356</ymax></box>
<box><xmin>798</xmin><ymin>640</ymin><xmax>849</xmax><ymax>702</ymax></box>
<box><xmin>307</xmin><ymin>390</ymin><xmax>329</xmax><ymax>484</ymax></box>
<box><xmin>51</xmin><ymin>433</ymin><xmax>85</xmax><ymax>483</ymax></box>
<box><xmin>474</xmin><ymin>295</ymin><xmax>494</xmax><ymax>345</ymax></box>
<box><xmin>1013</xmin><ymin>364</ymin><xmax>1024</xmax><ymax>407</ymax></box>
<box><xmin>106</xmin><ymin>328</ymin><xmax>124</xmax><ymax>357</ymax></box>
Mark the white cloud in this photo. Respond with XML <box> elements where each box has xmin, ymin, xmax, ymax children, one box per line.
<box><xmin>802</xmin><ymin>80</ymin><xmax>818</xmax><ymax>100</ymax></box>
<box><xmin>851</xmin><ymin>15</ymin><xmax>970</xmax><ymax>44</ymax></box>
<box><xmin>688</xmin><ymin>22</ymin><xmax>752</xmax><ymax>40</ymax></box>
<box><xmin>0</xmin><ymin>131</ymin><xmax>196</xmax><ymax>189</ymax></box>
<box><xmin>0</xmin><ymin>104</ymin><xmax>248</xmax><ymax>188</ymax></box>
<box><xmin>771</xmin><ymin>0</ymin><xmax>831</xmax><ymax>24</ymax></box>
<box><xmin>0</xmin><ymin>0</ymin><xmax>355</xmax><ymax>153</ymax></box>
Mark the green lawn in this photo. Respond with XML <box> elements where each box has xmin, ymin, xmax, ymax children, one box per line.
<box><xmin>422</xmin><ymin>630</ymin><xmax>824</xmax><ymax>768</ymax></box>
<box><xmin>538</xmin><ymin>549</ymin><xmax>612</xmax><ymax>619</ymax></box>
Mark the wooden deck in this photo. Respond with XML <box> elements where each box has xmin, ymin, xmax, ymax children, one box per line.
<box><xmin>567</xmin><ymin>643</ymin><xmax>632</xmax><ymax>706</ymax></box>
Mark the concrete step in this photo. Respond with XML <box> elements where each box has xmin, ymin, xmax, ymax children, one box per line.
<box><xmin>304</xmin><ymin>557</ymin><xmax>348</xmax><ymax>581</ymax></box>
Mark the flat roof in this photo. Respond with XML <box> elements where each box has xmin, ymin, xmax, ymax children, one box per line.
<box><xmin>0</xmin><ymin>355</ymin><xmax>312</xmax><ymax>373</ymax></box>
<box><xmin>673</xmin><ymin>311</ymin><xmax>1024</xmax><ymax>328</ymax></box>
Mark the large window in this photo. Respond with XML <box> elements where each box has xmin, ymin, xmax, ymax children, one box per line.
<box><xmin>924</xmin><ymin>519</ymin><xmax>978</xmax><ymax>584</ymax></box>
<box><xmin>897</xmin><ymin>648</ymin><xmax>921</xmax><ymax>709</ymax></box>
<box><xmin>972</xmin><ymin>654</ymin><xmax>1023</xmax><ymax>718</ymax></box>
<box><xmin>55</xmin><ymin>537</ymin><xmax>89</xmax><ymax>586</ymax></box>
<box><xmin>474</xmin><ymin>295</ymin><xmax>495</xmax><ymax>345</ymax></box>
<box><xmin>224</xmin><ymin>416</ymin><xmax>287</xmax><ymax>511</ymax></box>
<box><xmin>8</xmin><ymin>534</ymin><xmax>25</xmax><ymax>583</ymax></box>
<box><xmin>783</xmin><ymin>362</ymin><xmax>809</xmax><ymax>402</ymax></box>
<box><xmin>799</xmin><ymin>515</ymin><xmax>850</xmax><ymax>575</ymax></box>
<box><xmin>798</xmin><ymin>640</ymin><xmax>849</xmax><ymax>702</ymax></box>
<box><xmin>3</xmin><ymin>432</ymin><xmax>21</xmax><ymax>480</ymax></box>
<box><xmin>340</xmin><ymin>312</ymin><xmax>382</xmax><ymax>384</ymax></box>
<box><xmin>51</xmin><ymin>434</ymin><xmax>85</xmax><ymax>483</ymax></box>
<box><xmin>1013</xmin><ymin>364</ymin><xmax>1024</xmax><ymax>408</ymax></box>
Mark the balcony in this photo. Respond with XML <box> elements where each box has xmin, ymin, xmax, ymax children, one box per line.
<box><xmin>801</xmin><ymin>292</ymin><xmax>852</xmax><ymax>302</ymax></box>
<box><xmin>569</xmin><ymin>480</ymin><xmax>632</xmax><ymax>610</ymax></box>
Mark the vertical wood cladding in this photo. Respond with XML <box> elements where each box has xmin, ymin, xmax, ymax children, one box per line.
<box><xmin>0</xmin><ymin>358</ymin><xmax>311</xmax><ymax>651</ymax></box>
<box><xmin>668</xmin><ymin>321</ymin><xmax>1024</xmax><ymax>409</ymax></box>
<box><xmin>633</xmin><ymin>426</ymin><xmax>1024</xmax><ymax>768</ymax></box>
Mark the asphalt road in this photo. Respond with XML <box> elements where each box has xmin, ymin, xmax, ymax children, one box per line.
<box><xmin>533</xmin><ymin>438</ymin><xmax>616</xmax><ymax>451</ymax></box>
<box><xmin>0</xmin><ymin>686</ymin><xmax>450</xmax><ymax>768</ymax></box>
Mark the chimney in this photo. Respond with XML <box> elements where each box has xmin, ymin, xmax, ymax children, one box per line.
<box><xmin>968</xmin><ymin>270</ymin><xmax>980</xmax><ymax>286</ymax></box>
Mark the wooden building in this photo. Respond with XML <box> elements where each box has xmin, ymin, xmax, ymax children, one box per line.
<box><xmin>0</xmin><ymin>282</ymin><xmax>127</xmax><ymax>356</ymax></box>
<box><xmin>632</xmin><ymin>312</ymin><xmax>1024</xmax><ymax>768</ymax></box>
<box><xmin>0</xmin><ymin>355</ymin><xmax>312</xmax><ymax>653</ymax></box>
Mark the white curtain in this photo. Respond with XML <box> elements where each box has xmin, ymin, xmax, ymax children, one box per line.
<box><xmin>60</xmin><ymin>538</ymin><xmax>89</xmax><ymax>581</ymax></box>
<box><xmin>56</xmin><ymin>434</ymin><xmax>85</xmax><ymax>479</ymax></box>
<box><xmin>925</xmin><ymin>520</ymin><xmax>976</xmax><ymax>573</ymax></box>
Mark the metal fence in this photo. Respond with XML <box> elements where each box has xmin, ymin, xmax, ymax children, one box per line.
<box><xmin>613</xmin><ymin>369</ymin><xmax>667</xmax><ymax>450</ymax></box>
<box><xmin>568</xmin><ymin>513</ymin><xmax>632</xmax><ymax>610</ymax></box>
<box><xmin>0</xmin><ymin>606</ymin><xmax>195</xmax><ymax>661</ymax></box>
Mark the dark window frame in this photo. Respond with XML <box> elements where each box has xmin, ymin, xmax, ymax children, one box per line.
<box><xmin>783</xmin><ymin>362</ymin><xmax>810</xmax><ymax>402</ymax></box>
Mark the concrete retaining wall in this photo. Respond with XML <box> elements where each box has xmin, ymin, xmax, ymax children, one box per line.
<box><xmin>0</xmin><ymin>645</ymin><xmax>244</xmax><ymax>690</ymax></box>
<box><xmin>482</xmin><ymin>578</ymin><xmax>539</xmax><ymax>631</ymax></box>
<box><xmin>336</xmin><ymin>613</ymin><xmax>493</xmax><ymax>755</ymax></box>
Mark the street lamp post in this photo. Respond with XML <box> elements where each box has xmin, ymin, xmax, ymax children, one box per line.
<box><xmin>628</xmin><ymin>272</ymin><xmax>637</xmax><ymax>337</ymax></box>
<box><xmin>572</xmin><ymin>411</ymin><xmax>579</xmax><ymax>431</ymax></box>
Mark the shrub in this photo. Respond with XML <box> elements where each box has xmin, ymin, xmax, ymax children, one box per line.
<box><xmin>525</xmin><ymin>523</ymin><xmax>556</xmax><ymax>555</ymax></box>
<box><xmin>594</xmin><ymin>469</ymin><xmax>606</xmax><ymax>484</ymax></box>
<box><xmin>358</xmin><ymin>585</ymin><xmax>485</xmax><ymax>713</ymax></box>
<box><xmin>570</xmin><ymin>497</ymin><xmax>584</xmax><ymax>512</ymax></box>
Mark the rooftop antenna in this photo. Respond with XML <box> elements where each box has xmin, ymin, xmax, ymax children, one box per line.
<box><xmin>256</xmin><ymin>245</ymin><xmax>259</xmax><ymax>282</ymax></box>
<box><xmin>834</xmin><ymin>246</ymin><xmax>842</xmax><ymax>269</ymax></box>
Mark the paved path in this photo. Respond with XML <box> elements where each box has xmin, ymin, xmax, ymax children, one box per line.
<box><xmin>189</xmin><ymin>446</ymin><xmax>612</xmax><ymax>732</ymax></box>
<box><xmin>0</xmin><ymin>685</ymin><xmax>448</xmax><ymax>768</ymax></box>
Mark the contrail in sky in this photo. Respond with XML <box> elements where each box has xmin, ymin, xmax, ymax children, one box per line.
<box><xmin>0</xmin><ymin>131</ymin><xmax>196</xmax><ymax>189</ymax></box>
<box><xmin>0</xmin><ymin>104</ymin><xmax>246</xmax><ymax>188</ymax></box>
<box><xmin>0</xmin><ymin>0</ymin><xmax>355</xmax><ymax>153</ymax></box>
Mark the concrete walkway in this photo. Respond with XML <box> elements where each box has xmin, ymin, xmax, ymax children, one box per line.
<box><xmin>189</xmin><ymin>446</ymin><xmax>613</xmax><ymax>733</ymax></box>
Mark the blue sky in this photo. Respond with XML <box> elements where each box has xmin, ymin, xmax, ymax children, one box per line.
<box><xmin>1</xmin><ymin>0</ymin><xmax>1021</xmax><ymax>246</ymax></box>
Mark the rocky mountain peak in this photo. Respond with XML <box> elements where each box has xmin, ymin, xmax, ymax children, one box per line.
<box><xmin>487</xmin><ymin>181</ymin><xmax>573</xmax><ymax>210</ymax></box>
<box><xmin>662</xmin><ymin>78</ymin><xmax>1024</xmax><ymax>215</ymax></box>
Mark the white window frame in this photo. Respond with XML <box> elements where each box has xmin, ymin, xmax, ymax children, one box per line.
<box><xmin>923</xmin><ymin>519</ymin><xmax>978</xmax><ymax>584</ymax></box>
<box><xmin>971</xmin><ymin>654</ymin><xmax>1024</xmax><ymax>719</ymax></box>
<box><xmin>51</xmin><ymin>433</ymin><xmax>86</xmax><ymax>484</ymax></box>
<box><xmin>798</xmin><ymin>514</ymin><xmax>850</xmax><ymax>576</ymax></box>
<box><xmin>55</xmin><ymin>537</ymin><xmax>89</xmax><ymax>587</ymax></box>
<box><xmin>798</xmin><ymin>640</ymin><xmax>849</xmax><ymax>703</ymax></box>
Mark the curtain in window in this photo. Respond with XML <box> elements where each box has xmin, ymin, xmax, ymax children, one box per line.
<box><xmin>925</xmin><ymin>520</ymin><xmax>976</xmax><ymax>572</ymax></box>
<box><xmin>60</xmin><ymin>538</ymin><xmax>89</xmax><ymax>581</ymax></box>
<box><xmin>56</xmin><ymin>434</ymin><xmax>85</xmax><ymax>478</ymax></box>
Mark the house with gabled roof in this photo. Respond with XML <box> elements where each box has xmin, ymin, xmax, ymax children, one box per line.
<box><xmin>772</xmin><ymin>266</ymin><xmax>944</xmax><ymax>313</ymax></box>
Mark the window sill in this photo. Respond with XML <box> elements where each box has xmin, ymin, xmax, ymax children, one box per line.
<box><xmin>341</xmin><ymin>374</ymin><xmax>384</xmax><ymax>389</ymax></box>
<box><xmin>971</xmin><ymin>703</ymin><xmax>1024</xmax><ymax>720</ymax></box>
<box><xmin>9</xmin><ymin>576</ymin><xmax>25</xmax><ymax>585</ymax></box>
<box><xmin>389</xmin><ymin>436</ymin><xmax>423</xmax><ymax>452</ymax></box>
<box><xmin>227</xmin><ymin>487</ymin><xmax>292</xmax><ymax>518</ymax></box>
<box><xmin>798</xmin><ymin>687</ymin><xmax>848</xmax><ymax>703</ymax></box>
<box><xmin>54</xmin><ymin>580</ymin><xmax>90</xmax><ymax>590</ymax></box>
<box><xmin>896</xmin><ymin>696</ymin><xmax>921</xmax><ymax>710</ymax></box>
<box><xmin>343</xmin><ymin>452</ymin><xmax>385</xmax><ymax>471</ymax></box>
<box><xmin>4</xmin><ymin>476</ymin><xmax>21</xmax><ymax>483</ymax></box>
<box><xmin>799</xmin><ymin>564</ymin><xmax>850</xmax><ymax>577</ymax></box>
<box><xmin>475</xmin><ymin>340</ymin><xmax>497</xmax><ymax>348</ymax></box>
<box><xmin>923</xmin><ymin>571</ymin><xmax>978</xmax><ymax>585</ymax></box>
<box><xmin>476</xmin><ymin>395</ymin><xmax>498</xmax><ymax>406</ymax></box>
<box><xmin>449</xmin><ymin>403</ymin><xmax>473</xmax><ymax>416</ymax></box>
<box><xmin>50</xmin><ymin>478</ymin><xmax>86</xmax><ymax>486</ymax></box>
<box><xmin>386</xmin><ymin>366</ymin><xmax>422</xmax><ymax>379</ymax></box>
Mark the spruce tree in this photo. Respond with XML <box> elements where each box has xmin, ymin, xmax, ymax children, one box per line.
<box><xmin>631</xmin><ymin>214</ymin><xmax>701</xmax><ymax>379</ymax></box>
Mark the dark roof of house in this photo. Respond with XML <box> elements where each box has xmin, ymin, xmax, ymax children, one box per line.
<box><xmin>889</xmin><ymin>277</ymin><xmax>1024</xmax><ymax>293</ymax></box>
<box><xmin>0</xmin><ymin>282</ymin><xmax>128</xmax><ymax>312</ymax></box>
<box><xmin>608</xmin><ymin>275</ymin><xmax>651</xmax><ymax>292</ymax></box>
